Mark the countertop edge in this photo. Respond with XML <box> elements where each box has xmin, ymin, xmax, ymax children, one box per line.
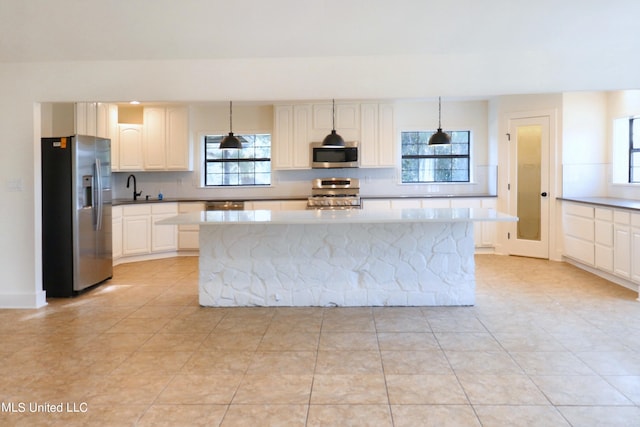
<box><xmin>558</xmin><ymin>197</ymin><xmax>640</xmax><ymax>211</ymax></box>
<box><xmin>113</xmin><ymin>194</ymin><xmax>497</xmax><ymax>207</ymax></box>
<box><xmin>157</xmin><ymin>208</ymin><xmax>518</xmax><ymax>226</ymax></box>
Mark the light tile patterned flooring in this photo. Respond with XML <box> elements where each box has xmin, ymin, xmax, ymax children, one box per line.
<box><xmin>1</xmin><ymin>255</ymin><xmax>639</xmax><ymax>426</ymax></box>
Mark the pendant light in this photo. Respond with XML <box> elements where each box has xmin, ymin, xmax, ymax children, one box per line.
<box><xmin>219</xmin><ymin>101</ymin><xmax>242</xmax><ymax>149</ymax></box>
<box><xmin>322</xmin><ymin>99</ymin><xmax>345</xmax><ymax>147</ymax></box>
<box><xmin>428</xmin><ymin>97</ymin><xmax>451</xmax><ymax>145</ymax></box>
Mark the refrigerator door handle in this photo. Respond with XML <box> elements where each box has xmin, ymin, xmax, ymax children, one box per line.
<box><xmin>94</xmin><ymin>159</ymin><xmax>103</xmax><ymax>230</ymax></box>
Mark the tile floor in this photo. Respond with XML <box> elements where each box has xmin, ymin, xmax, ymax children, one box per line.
<box><xmin>0</xmin><ymin>255</ymin><xmax>639</xmax><ymax>426</ymax></box>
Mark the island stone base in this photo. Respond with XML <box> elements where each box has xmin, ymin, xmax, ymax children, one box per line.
<box><xmin>199</xmin><ymin>221</ymin><xmax>476</xmax><ymax>307</ymax></box>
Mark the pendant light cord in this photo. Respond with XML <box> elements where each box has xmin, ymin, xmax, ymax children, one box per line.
<box><xmin>332</xmin><ymin>99</ymin><xmax>336</xmax><ymax>130</ymax></box>
<box><xmin>438</xmin><ymin>96</ymin><xmax>442</xmax><ymax>129</ymax></box>
<box><xmin>229</xmin><ymin>101</ymin><xmax>233</xmax><ymax>133</ymax></box>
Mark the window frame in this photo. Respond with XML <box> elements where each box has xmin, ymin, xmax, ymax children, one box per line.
<box><xmin>629</xmin><ymin>117</ymin><xmax>640</xmax><ymax>183</ymax></box>
<box><xmin>203</xmin><ymin>132</ymin><xmax>272</xmax><ymax>187</ymax></box>
<box><xmin>400</xmin><ymin>130</ymin><xmax>472</xmax><ymax>184</ymax></box>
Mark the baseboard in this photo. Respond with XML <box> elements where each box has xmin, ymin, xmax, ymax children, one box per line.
<box><xmin>563</xmin><ymin>256</ymin><xmax>640</xmax><ymax>300</ymax></box>
<box><xmin>113</xmin><ymin>250</ymin><xmax>199</xmax><ymax>266</ymax></box>
<box><xmin>0</xmin><ymin>290</ymin><xmax>48</xmax><ymax>309</ymax></box>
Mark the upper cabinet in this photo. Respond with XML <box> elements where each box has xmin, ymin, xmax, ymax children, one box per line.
<box><xmin>143</xmin><ymin>106</ymin><xmax>191</xmax><ymax>171</ymax></box>
<box><xmin>360</xmin><ymin>103</ymin><xmax>395</xmax><ymax>168</ymax></box>
<box><xmin>75</xmin><ymin>102</ymin><xmax>117</xmax><ymax>140</ymax></box>
<box><xmin>310</xmin><ymin>103</ymin><xmax>360</xmax><ymax>142</ymax></box>
<box><xmin>117</xmin><ymin>123</ymin><xmax>144</xmax><ymax>171</ymax></box>
<box><xmin>273</xmin><ymin>101</ymin><xmax>395</xmax><ymax>170</ymax></box>
<box><xmin>273</xmin><ymin>104</ymin><xmax>312</xmax><ymax>169</ymax></box>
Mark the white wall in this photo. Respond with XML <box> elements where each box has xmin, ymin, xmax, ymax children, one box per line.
<box><xmin>607</xmin><ymin>90</ymin><xmax>640</xmax><ymax>200</ymax></box>
<box><xmin>561</xmin><ymin>92</ymin><xmax>608</xmax><ymax>197</ymax></box>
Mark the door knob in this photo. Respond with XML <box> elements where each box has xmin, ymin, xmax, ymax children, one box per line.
<box><xmin>541</xmin><ymin>192</ymin><xmax>548</xmax><ymax>197</ymax></box>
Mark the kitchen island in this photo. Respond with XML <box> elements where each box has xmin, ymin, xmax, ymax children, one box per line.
<box><xmin>159</xmin><ymin>208</ymin><xmax>517</xmax><ymax>307</ymax></box>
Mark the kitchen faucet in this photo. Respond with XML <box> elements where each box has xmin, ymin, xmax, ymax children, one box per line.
<box><xmin>126</xmin><ymin>174</ymin><xmax>142</xmax><ymax>201</ymax></box>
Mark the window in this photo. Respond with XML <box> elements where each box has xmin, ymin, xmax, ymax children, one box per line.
<box><xmin>401</xmin><ymin>131</ymin><xmax>470</xmax><ymax>183</ymax></box>
<box><xmin>204</xmin><ymin>134</ymin><xmax>271</xmax><ymax>186</ymax></box>
<box><xmin>630</xmin><ymin>117</ymin><xmax>640</xmax><ymax>183</ymax></box>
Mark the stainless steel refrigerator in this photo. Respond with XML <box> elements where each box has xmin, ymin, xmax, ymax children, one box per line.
<box><xmin>41</xmin><ymin>135</ymin><xmax>113</xmax><ymax>297</ymax></box>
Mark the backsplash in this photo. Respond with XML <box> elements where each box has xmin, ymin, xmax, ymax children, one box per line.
<box><xmin>112</xmin><ymin>165</ymin><xmax>497</xmax><ymax>201</ymax></box>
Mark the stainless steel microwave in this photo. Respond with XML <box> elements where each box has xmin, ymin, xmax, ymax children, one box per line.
<box><xmin>310</xmin><ymin>141</ymin><xmax>359</xmax><ymax>168</ymax></box>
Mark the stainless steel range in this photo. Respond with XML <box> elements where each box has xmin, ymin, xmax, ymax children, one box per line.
<box><xmin>307</xmin><ymin>177</ymin><xmax>361</xmax><ymax>210</ymax></box>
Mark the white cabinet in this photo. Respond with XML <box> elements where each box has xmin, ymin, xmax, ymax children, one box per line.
<box><xmin>562</xmin><ymin>201</ymin><xmax>640</xmax><ymax>293</ymax></box>
<box><xmin>360</xmin><ymin>103</ymin><xmax>395</xmax><ymax>167</ymax></box>
<box><xmin>632</xmin><ymin>213</ymin><xmax>640</xmax><ymax>283</ymax></box>
<box><xmin>562</xmin><ymin>202</ymin><xmax>595</xmax><ymax>266</ymax></box>
<box><xmin>143</xmin><ymin>106</ymin><xmax>191</xmax><ymax>171</ymax></box>
<box><xmin>75</xmin><ymin>102</ymin><xmax>115</xmax><ymax>138</ymax></box>
<box><xmin>117</xmin><ymin>124</ymin><xmax>144</xmax><ymax>171</ymax></box>
<box><xmin>178</xmin><ymin>202</ymin><xmax>204</xmax><ymax>251</ymax></box>
<box><xmin>122</xmin><ymin>204</ymin><xmax>151</xmax><ymax>256</ymax></box>
<box><xmin>273</xmin><ymin>105</ymin><xmax>311</xmax><ymax>169</ymax></box>
<box><xmin>151</xmin><ymin>203</ymin><xmax>178</xmax><ymax>253</ymax></box>
<box><xmin>107</xmin><ymin>104</ymin><xmax>119</xmax><ymax>170</ymax></box>
<box><xmin>118</xmin><ymin>203</ymin><xmax>179</xmax><ymax>262</ymax></box>
<box><xmin>613</xmin><ymin>210</ymin><xmax>631</xmax><ymax>279</ymax></box>
<box><xmin>75</xmin><ymin>102</ymin><xmax>96</xmax><ymax>136</ymax></box>
<box><xmin>165</xmin><ymin>106</ymin><xmax>191</xmax><ymax>170</ymax></box>
<box><xmin>273</xmin><ymin>101</ymin><xmax>395</xmax><ymax>169</ymax></box>
<box><xmin>362</xmin><ymin>199</ymin><xmax>392</xmax><ymax>210</ymax></box>
<box><xmin>281</xmin><ymin>200</ymin><xmax>308</xmax><ymax>210</ymax></box>
<box><xmin>390</xmin><ymin>199</ymin><xmax>421</xmax><ymax>209</ymax></box>
<box><xmin>143</xmin><ymin>107</ymin><xmax>166</xmax><ymax>170</ymax></box>
<box><xmin>245</xmin><ymin>200</ymin><xmax>308</xmax><ymax>210</ymax></box>
<box><xmin>311</xmin><ymin>103</ymin><xmax>360</xmax><ymax>142</ymax></box>
<box><xmin>594</xmin><ymin>208</ymin><xmax>614</xmax><ymax>272</ymax></box>
<box><xmin>112</xmin><ymin>206</ymin><xmax>123</xmax><ymax>260</ymax></box>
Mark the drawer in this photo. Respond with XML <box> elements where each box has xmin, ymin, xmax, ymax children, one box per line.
<box><xmin>564</xmin><ymin>203</ymin><xmax>594</xmax><ymax>218</ymax></box>
<box><xmin>564</xmin><ymin>214</ymin><xmax>594</xmax><ymax>241</ymax></box>
<box><xmin>122</xmin><ymin>204</ymin><xmax>151</xmax><ymax>216</ymax></box>
<box><xmin>614</xmin><ymin>210</ymin><xmax>631</xmax><ymax>225</ymax></box>
<box><xmin>595</xmin><ymin>208</ymin><xmax>613</xmax><ymax>221</ymax></box>
<box><xmin>632</xmin><ymin>213</ymin><xmax>640</xmax><ymax>228</ymax></box>
<box><xmin>422</xmin><ymin>199</ymin><xmax>452</xmax><ymax>208</ymax></box>
<box><xmin>152</xmin><ymin>202</ymin><xmax>178</xmax><ymax>215</ymax></box>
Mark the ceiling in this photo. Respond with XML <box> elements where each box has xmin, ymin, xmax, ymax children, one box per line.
<box><xmin>1</xmin><ymin>1</ymin><xmax>639</xmax><ymax>97</ymax></box>
<box><xmin>0</xmin><ymin>0</ymin><xmax>636</xmax><ymax>62</ymax></box>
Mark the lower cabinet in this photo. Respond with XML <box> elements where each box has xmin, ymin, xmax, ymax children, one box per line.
<box><xmin>112</xmin><ymin>206</ymin><xmax>123</xmax><ymax>259</ymax></box>
<box><xmin>115</xmin><ymin>203</ymin><xmax>179</xmax><ymax>264</ymax></box>
<box><xmin>632</xmin><ymin>217</ymin><xmax>640</xmax><ymax>283</ymax></box>
<box><xmin>245</xmin><ymin>200</ymin><xmax>308</xmax><ymax>210</ymax></box>
<box><xmin>122</xmin><ymin>204</ymin><xmax>152</xmax><ymax>256</ymax></box>
<box><xmin>613</xmin><ymin>210</ymin><xmax>632</xmax><ymax>279</ymax></box>
<box><xmin>151</xmin><ymin>203</ymin><xmax>178</xmax><ymax>252</ymax></box>
<box><xmin>178</xmin><ymin>202</ymin><xmax>204</xmax><ymax>251</ymax></box>
<box><xmin>594</xmin><ymin>208</ymin><xmax>614</xmax><ymax>272</ymax></box>
<box><xmin>562</xmin><ymin>201</ymin><xmax>640</xmax><ymax>293</ymax></box>
<box><xmin>562</xmin><ymin>202</ymin><xmax>595</xmax><ymax>266</ymax></box>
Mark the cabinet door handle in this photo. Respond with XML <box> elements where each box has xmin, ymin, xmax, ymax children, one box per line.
<box><xmin>541</xmin><ymin>192</ymin><xmax>548</xmax><ymax>197</ymax></box>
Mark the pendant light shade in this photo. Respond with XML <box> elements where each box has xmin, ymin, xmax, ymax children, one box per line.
<box><xmin>322</xmin><ymin>99</ymin><xmax>345</xmax><ymax>146</ymax></box>
<box><xmin>219</xmin><ymin>101</ymin><xmax>242</xmax><ymax>149</ymax></box>
<box><xmin>428</xmin><ymin>97</ymin><xmax>451</xmax><ymax>145</ymax></box>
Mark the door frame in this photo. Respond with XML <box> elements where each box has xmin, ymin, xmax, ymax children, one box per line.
<box><xmin>501</xmin><ymin>109</ymin><xmax>560</xmax><ymax>260</ymax></box>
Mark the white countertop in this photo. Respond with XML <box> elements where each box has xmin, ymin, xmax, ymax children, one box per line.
<box><xmin>158</xmin><ymin>207</ymin><xmax>518</xmax><ymax>226</ymax></box>
<box><xmin>559</xmin><ymin>197</ymin><xmax>640</xmax><ymax>211</ymax></box>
